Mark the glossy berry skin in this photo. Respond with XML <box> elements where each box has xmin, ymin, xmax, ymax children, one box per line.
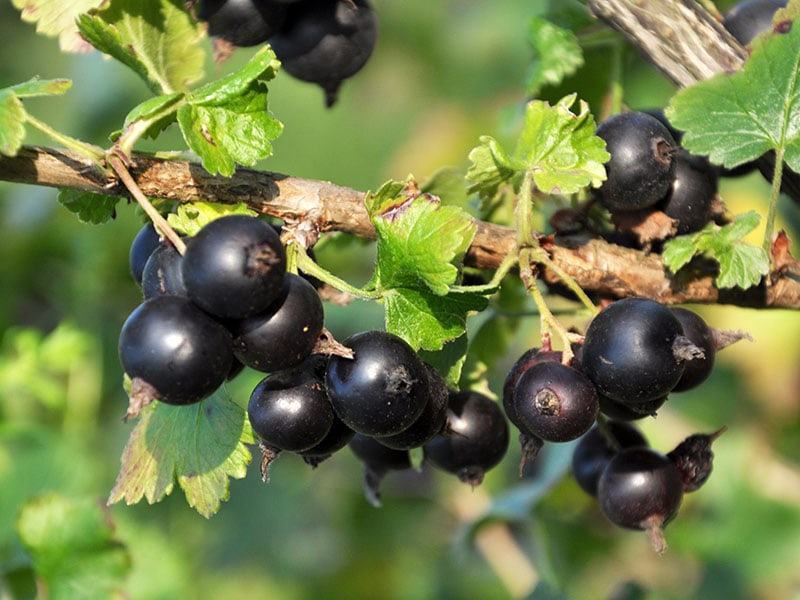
<box><xmin>248</xmin><ymin>364</ymin><xmax>334</xmax><ymax>452</ymax></box>
<box><xmin>129</xmin><ymin>223</ymin><xmax>161</xmax><ymax>287</ymax></box>
<box><xmin>723</xmin><ymin>0</ymin><xmax>787</xmax><ymax>45</ymax></box>
<box><xmin>141</xmin><ymin>241</ymin><xmax>187</xmax><ymax>299</ymax></box>
<box><xmin>349</xmin><ymin>433</ymin><xmax>412</xmax><ymax>506</ymax></box>
<box><xmin>269</xmin><ymin>0</ymin><xmax>378</xmax><ymax>106</ymax></box>
<box><xmin>581</xmin><ymin>298</ymin><xmax>686</xmax><ymax>405</ymax></box>
<box><xmin>512</xmin><ymin>362</ymin><xmax>599</xmax><ymax>443</ymax></box>
<box><xmin>298</xmin><ymin>415</ymin><xmax>355</xmax><ymax>466</ymax></box>
<box><xmin>374</xmin><ymin>363</ymin><xmax>449</xmax><ymax>451</ymax></box>
<box><xmin>598</xmin><ymin>447</ymin><xmax>683</xmax><ymax>533</ymax></box>
<box><xmin>198</xmin><ymin>0</ymin><xmax>288</xmax><ymax>47</ymax></box>
<box><xmin>657</xmin><ymin>152</ymin><xmax>719</xmax><ymax>235</ymax></box>
<box><xmin>571</xmin><ymin>421</ymin><xmax>648</xmax><ymax>497</ymax></box>
<box><xmin>423</xmin><ymin>390</ymin><xmax>509</xmax><ymax>487</ymax></box>
<box><xmin>598</xmin><ymin>393</ymin><xmax>667</xmax><ymax>421</ymax></box>
<box><xmin>325</xmin><ymin>330</ymin><xmax>429</xmax><ymax>437</ymax></box>
<box><xmin>501</xmin><ymin>348</ymin><xmax>562</xmax><ymax>429</ymax></box>
<box><xmin>670</xmin><ymin>308</ymin><xmax>715</xmax><ymax>392</ymax></box>
<box><xmin>230</xmin><ymin>273</ymin><xmax>324</xmax><ymax>372</ymax></box>
<box><xmin>119</xmin><ymin>296</ymin><xmax>233</xmax><ymax>405</ymax></box>
<box><xmin>181</xmin><ymin>215</ymin><xmax>286</xmax><ymax>320</ymax></box>
<box><xmin>595</xmin><ymin>111</ymin><xmax>678</xmax><ymax>213</ymax></box>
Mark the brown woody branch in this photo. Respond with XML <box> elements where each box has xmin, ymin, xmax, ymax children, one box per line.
<box><xmin>2</xmin><ymin>145</ymin><xmax>800</xmax><ymax>309</ymax></box>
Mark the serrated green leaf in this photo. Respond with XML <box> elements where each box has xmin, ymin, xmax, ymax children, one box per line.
<box><xmin>16</xmin><ymin>493</ymin><xmax>130</xmax><ymax>599</ymax></box>
<box><xmin>666</xmin><ymin>22</ymin><xmax>800</xmax><ymax>171</ymax></box>
<box><xmin>11</xmin><ymin>0</ymin><xmax>106</xmax><ymax>53</ymax></box>
<box><xmin>0</xmin><ymin>91</ymin><xmax>26</xmax><ymax>157</ymax></box>
<box><xmin>526</xmin><ymin>17</ymin><xmax>584</xmax><ymax>95</ymax></box>
<box><xmin>465</xmin><ymin>135</ymin><xmax>517</xmax><ymax>200</ymax></box>
<box><xmin>513</xmin><ymin>95</ymin><xmax>609</xmax><ymax>194</ymax></box>
<box><xmin>177</xmin><ymin>83</ymin><xmax>283</xmax><ymax>176</ymax></box>
<box><xmin>189</xmin><ymin>45</ymin><xmax>281</xmax><ymax>105</ymax></box>
<box><xmin>384</xmin><ymin>287</ymin><xmax>488</xmax><ymax>352</ymax></box>
<box><xmin>167</xmin><ymin>202</ymin><xmax>258</xmax><ymax>236</ymax></box>
<box><xmin>120</xmin><ymin>92</ymin><xmax>183</xmax><ymax>140</ymax></box>
<box><xmin>107</xmin><ymin>391</ymin><xmax>255</xmax><ymax>519</ymax></box>
<box><xmin>715</xmin><ymin>243</ymin><xmax>769</xmax><ymax>289</ymax></box>
<box><xmin>662</xmin><ymin>212</ymin><xmax>769</xmax><ymax>289</ymax></box>
<box><xmin>466</xmin><ymin>95</ymin><xmax>608</xmax><ymax>199</ymax></box>
<box><xmin>372</xmin><ymin>194</ymin><xmax>476</xmax><ymax>295</ymax></box>
<box><xmin>364</xmin><ymin>179</ymin><xmax>409</xmax><ymax>215</ymax></box>
<box><xmin>77</xmin><ymin>0</ymin><xmax>204</xmax><ymax>94</ymax></box>
<box><xmin>57</xmin><ymin>189</ymin><xmax>119</xmax><ymax>224</ymax></box>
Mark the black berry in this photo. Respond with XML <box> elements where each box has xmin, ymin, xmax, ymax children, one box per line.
<box><xmin>572</xmin><ymin>421</ymin><xmax>648</xmax><ymax>497</ymax></box>
<box><xmin>723</xmin><ymin>0</ymin><xmax>787</xmax><ymax>45</ymax></box>
<box><xmin>129</xmin><ymin>223</ymin><xmax>161</xmax><ymax>287</ymax></box>
<box><xmin>198</xmin><ymin>0</ymin><xmax>289</xmax><ymax>47</ymax></box>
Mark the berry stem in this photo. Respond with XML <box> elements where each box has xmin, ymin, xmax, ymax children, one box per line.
<box><xmin>294</xmin><ymin>244</ymin><xmax>382</xmax><ymax>300</ymax></box>
<box><xmin>764</xmin><ymin>146</ymin><xmax>784</xmax><ymax>258</ymax></box>
<box><xmin>108</xmin><ymin>153</ymin><xmax>187</xmax><ymax>254</ymax></box>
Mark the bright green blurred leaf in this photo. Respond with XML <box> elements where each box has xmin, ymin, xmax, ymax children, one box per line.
<box><xmin>77</xmin><ymin>0</ymin><xmax>205</xmax><ymax>94</ymax></box>
<box><xmin>666</xmin><ymin>22</ymin><xmax>800</xmax><ymax>171</ymax></box>
<box><xmin>17</xmin><ymin>493</ymin><xmax>130</xmax><ymax>600</ymax></box>
<box><xmin>11</xmin><ymin>0</ymin><xmax>106</xmax><ymax>52</ymax></box>
<box><xmin>526</xmin><ymin>17</ymin><xmax>584</xmax><ymax>95</ymax></box>
<box><xmin>167</xmin><ymin>202</ymin><xmax>258</xmax><ymax>236</ymax></box>
<box><xmin>107</xmin><ymin>391</ymin><xmax>255</xmax><ymax>519</ymax></box>
<box><xmin>9</xmin><ymin>78</ymin><xmax>73</xmax><ymax>98</ymax></box>
<box><xmin>0</xmin><ymin>78</ymin><xmax>72</xmax><ymax>156</ymax></box>
<box><xmin>57</xmin><ymin>189</ymin><xmax>119</xmax><ymax>224</ymax></box>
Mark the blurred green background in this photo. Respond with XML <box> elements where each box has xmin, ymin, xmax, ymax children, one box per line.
<box><xmin>1</xmin><ymin>1</ymin><xmax>799</xmax><ymax>599</ymax></box>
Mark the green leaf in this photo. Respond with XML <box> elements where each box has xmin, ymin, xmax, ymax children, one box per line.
<box><xmin>16</xmin><ymin>493</ymin><xmax>130</xmax><ymax>599</ymax></box>
<box><xmin>526</xmin><ymin>17</ymin><xmax>584</xmax><ymax>95</ymax></box>
<box><xmin>167</xmin><ymin>202</ymin><xmax>258</xmax><ymax>236</ymax></box>
<box><xmin>119</xmin><ymin>92</ymin><xmax>184</xmax><ymax>140</ymax></box>
<box><xmin>466</xmin><ymin>95</ymin><xmax>608</xmax><ymax>198</ymax></box>
<box><xmin>0</xmin><ymin>91</ymin><xmax>26</xmax><ymax>157</ymax></box>
<box><xmin>0</xmin><ymin>78</ymin><xmax>72</xmax><ymax>156</ymax></box>
<box><xmin>369</xmin><ymin>182</ymin><xmax>477</xmax><ymax>295</ymax></box>
<box><xmin>11</xmin><ymin>0</ymin><xmax>107</xmax><ymax>53</ymax></box>
<box><xmin>666</xmin><ymin>22</ymin><xmax>800</xmax><ymax>171</ymax></box>
<box><xmin>419</xmin><ymin>334</ymin><xmax>469</xmax><ymax>388</ymax></box>
<box><xmin>384</xmin><ymin>287</ymin><xmax>488</xmax><ymax>352</ymax></box>
<box><xmin>57</xmin><ymin>189</ymin><xmax>119</xmax><ymax>224</ymax></box>
<box><xmin>465</xmin><ymin>135</ymin><xmax>517</xmax><ymax>200</ymax></box>
<box><xmin>513</xmin><ymin>94</ymin><xmax>609</xmax><ymax>194</ymax></box>
<box><xmin>77</xmin><ymin>0</ymin><xmax>205</xmax><ymax>94</ymax></box>
<box><xmin>189</xmin><ymin>45</ymin><xmax>281</xmax><ymax>105</ymax></box>
<box><xmin>107</xmin><ymin>391</ymin><xmax>255</xmax><ymax>519</ymax></box>
<box><xmin>662</xmin><ymin>212</ymin><xmax>769</xmax><ymax>289</ymax></box>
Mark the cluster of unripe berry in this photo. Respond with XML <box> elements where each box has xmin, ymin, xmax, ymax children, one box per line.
<box><xmin>503</xmin><ymin>297</ymin><xmax>728</xmax><ymax>551</ymax></box>
<box><xmin>196</xmin><ymin>0</ymin><xmax>378</xmax><ymax>106</ymax></box>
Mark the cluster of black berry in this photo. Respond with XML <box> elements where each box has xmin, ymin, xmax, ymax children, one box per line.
<box><xmin>503</xmin><ymin>297</ymin><xmax>726</xmax><ymax>551</ymax></box>
<box><xmin>124</xmin><ymin>215</ymin><xmax>510</xmax><ymax>504</ymax></box>
<box><xmin>121</xmin><ymin>214</ymin><xmax>323</xmax><ymax>416</ymax></box>
<box><xmin>196</xmin><ymin>0</ymin><xmax>378</xmax><ymax>106</ymax></box>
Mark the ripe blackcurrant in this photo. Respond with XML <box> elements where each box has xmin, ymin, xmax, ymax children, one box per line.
<box><xmin>349</xmin><ymin>433</ymin><xmax>412</xmax><ymax>507</ymax></box>
<box><xmin>598</xmin><ymin>393</ymin><xmax>667</xmax><ymax>421</ymax></box>
<box><xmin>118</xmin><ymin>296</ymin><xmax>233</xmax><ymax>409</ymax></box>
<box><xmin>325</xmin><ymin>330</ymin><xmax>429</xmax><ymax>437</ymax></box>
<box><xmin>269</xmin><ymin>0</ymin><xmax>378</xmax><ymax>106</ymax></box>
<box><xmin>581</xmin><ymin>298</ymin><xmax>690</xmax><ymax>405</ymax></box>
<box><xmin>597</xmin><ymin>447</ymin><xmax>684</xmax><ymax>553</ymax></box>
<box><xmin>181</xmin><ymin>215</ymin><xmax>286</xmax><ymax>320</ymax></box>
<box><xmin>595</xmin><ymin>111</ymin><xmax>678</xmax><ymax>213</ymax></box>
<box><xmin>141</xmin><ymin>240</ymin><xmax>187</xmax><ymax>299</ymax></box>
<box><xmin>657</xmin><ymin>151</ymin><xmax>719</xmax><ymax>235</ymax></box>
<box><xmin>423</xmin><ymin>390</ymin><xmax>509</xmax><ymax>487</ymax></box>
<box><xmin>670</xmin><ymin>308</ymin><xmax>715</xmax><ymax>392</ymax></box>
<box><xmin>512</xmin><ymin>362</ymin><xmax>599</xmax><ymax>443</ymax></box>
<box><xmin>198</xmin><ymin>0</ymin><xmax>289</xmax><ymax>47</ymax></box>
<box><xmin>374</xmin><ymin>363</ymin><xmax>449</xmax><ymax>451</ymax></box>
<box><xmin>231</xmin><ymin>273</ymin><xmax>324</xmax><ymax>372</ymax></box>
<box><xmin>501</xmin><ymin>347</ymin><xmax>562</xmax><ymax>429</ymax></box>
<box><xmin>129</xmin><ymin>223</ymin><xmax>161</xmax><ymax>287</ymax></box>
<box><xmin>571</xmin><ymin>421</ymin><xmax>648</xmax><ymax>497</ymax></box>
<box><xmin>723</xmin><ymin>0</ymin><xmax>787</xmax><ymax>45</ymax></box>
<box><xmin>247</xmin><ymin>362</ymin><xmax>334</xmax><ymax>453</ymax></box>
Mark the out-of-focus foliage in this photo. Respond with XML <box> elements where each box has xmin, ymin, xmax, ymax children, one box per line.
<box><xmin>0</xmin><ymin>1</ymin><xmax>799</xmax><ymax>599</ymax></box>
